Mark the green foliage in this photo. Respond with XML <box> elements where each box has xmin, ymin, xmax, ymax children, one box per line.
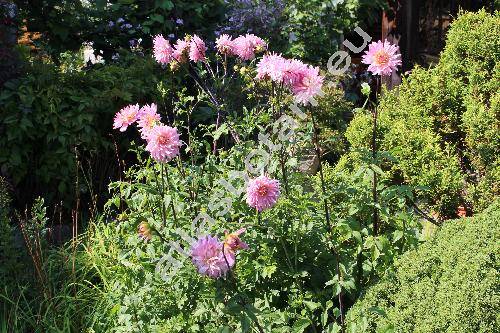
<box><xmin>0</xmin><ymin>193</ymin><xmax>100</xmax><ymax>332</ymax></box>
<box><xmin>315</xmin><ymin>83</ymin><xmax>353</xmax><ymax>161</ymax></box>
<box><xmin>343</xmin><ymin>10</ymin><xmax>500</xmax><ymax>217</ymax></box>
<box><xmin>0</xmin><ymin>55</ymin><xmax>163</xmax><ymax>206</ymax></box>
<box><xmin>19</xmin><ymin>0</ymin><xmax>225</xmax><ymax>60</ymax></box>
<box><xmin>0</xmin><ymin>177</ymin><xmax>23</xmax><ymax>289</ymax></box>
<box><xmin>346</xmin><ymin>200</ymin><xmax>500</xmax><ymax>333</ymax></box>
<box><xmin>282</xmin><ymin>0</ymin><xmax>387</xmax><ymax>63</ymax></box>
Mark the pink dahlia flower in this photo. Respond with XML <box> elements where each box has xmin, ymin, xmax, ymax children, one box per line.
<box><xmin>361</xmin><ymin>40</ymin><xmax>402</xmax><ymax>76</ymax></box>
<box><xmin>173</xmin><ymin>38</ymin><xmax>190</xmax><ymax>63</ymax></box>
<box><xmin>137</xmin><ymin>103</ymin><xmax>161</xmax><ymax>138</ymax></box>
<box><xmin>113</xmin><ymin>104</ymin><xmax>140</xmax><ymax>132</ymax></box>
<box><xmin>215</xmin><ymin>34</ymin><xmax>234</xmax><ymax>55</ymax></box>
<box><xmin>191</xmin><ymin>235</ymin><xmax>233</xmax><ymax>278</ymax></box>
<box><xmin>189</xmin><ymin>35</ymin><xmax>207</xmax><ymax>62</ymax></box>
<box><xmin>153</xmin><ymin>34</ymin><xmax>174</xmax><ymax>64</ymax></box>
<box><xmin>256</xmin><ymin>53</ymin><xmax>287</xmax><ymax>81</ymax></box>
<box><xmin>145</xmin><ymin>125</ymin><xmax>182</xmax><ymax>162</ymax></box>
<box><xmin>291</xmin><ymin>65</ymin><xmax>324</xmax><ymax>105</ymax></box>
<box><xmin>246</xmin><ymin>175</ymin><xmax>280</xmax><ymax>212</ymax></box>
<box><xmin>233</xmin><ymin>34</ymin><xmax>267</xmax><ymax>61</ymax></box>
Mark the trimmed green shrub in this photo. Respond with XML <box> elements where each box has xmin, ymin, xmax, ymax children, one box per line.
<box><xmin>345</xmin><ymin>200</ymin><xmax>500</xmax><ymax>333</ymax></box>
<box><xmin>343</xmin><ymin>10</ymin><xmax>500</xmax><ymax>217</ymax></box>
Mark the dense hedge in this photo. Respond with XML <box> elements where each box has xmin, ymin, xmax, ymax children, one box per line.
<box><xmin>0</xmin><ymin>56</ymin><xmax>163</xmax><ymax>207</ymax></box>
<box><xmin>343</xmin><ymin>10</ymin><xmax>500</xmax><ymax>217</ymax></box>
<box><xmin>345</xmin><ymin>199</ymin><xmax>500</xmax><ymax>332</ymax></box>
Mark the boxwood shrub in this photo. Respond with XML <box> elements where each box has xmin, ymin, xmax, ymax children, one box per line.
<box><xmin>345</xmin><ymin>199</ymin><xmax>500</xmax><ymax>332</ymax></box>
<box><xmin>343</xmin><ymin>10</ymin><xmax>499</xmax><ymax>217</ymax></box>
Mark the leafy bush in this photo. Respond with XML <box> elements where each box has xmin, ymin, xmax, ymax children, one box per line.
<box><xmin>346</xmin><ymin>199</ymin><xmax>500</xmax><ymax>333</ymax></box>
<box><xmin>219</xmin><ymin>0</ymin><xmax>387</xmax><ymax>63</ymax></box>
<box><xmin>0</xmin><ymin>55</ymin><xmax>164</xmax><ymax>207</ymax></box>
<box><xmin>282</xmin><ymin>0</ymin><xmax>383</xmax><ymax>62</ymax></box>
<box><xmin>18</xmin><ymin>0</ymin><xmax>225</xmax><ymax>60</ymax></box>
<box><xmin>344</xmin><ymin>10</ymin><xmax>500</xmax><ymax>217</ymax></box>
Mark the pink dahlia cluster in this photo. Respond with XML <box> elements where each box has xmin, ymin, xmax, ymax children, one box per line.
<box><xmin>215</xmin><ymin>34</ymin><xmax>266</xmax><ymax>60</ymax></box>
<box><xmin>153</xmin><ymin>34</ymin><xmax>207</xmax><ymax>66</ymax></box>
<box><xmin>191</xmin><ymin>228</ymin><xmax>248</xmax><ymax>279</ymax></box>
<box><xmin>361</xmin><ymin>40</ymin><xmax>402</xmax><ymax>76</ymax></box>
<box><xmin>153</xmin><ymin>33</ymin><xmax>267</xmax><ymax>67</ymax></box>
<box><xmin>112</xmin><ymin>103</ymin><xmax>182</xmax><ymax>163</ymax></box>
<box><xmin>256</xmin><ymin>53</ymin><xmax>324</xmax><ymax>105</ymax></box>
<box><xmin>246</xmin><ymin>175</ymin><xmax>280</xmax><ymax>212</ymax></box>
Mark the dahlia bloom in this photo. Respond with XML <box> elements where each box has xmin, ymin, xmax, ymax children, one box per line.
<box><xmin>256</xmin><ymin>53</ymin><xmax>287</xmax><ymax>82</ymax></box>
<box><xmin>291</xmin><ymin>65</ymin><xmax>324</xmax><ymax>105</ymax></box>
<box><xmin>361</xmin><ymin>40</ymin><xmax>402</xmax><ymax>76</ymax></box>
<box><xmin>137</xmin><ymin>103</ymin><xmax>161</xmax><ymax>138</ymax></box>
<box><xmin>113</xmin><ymin>104</ymin><xmax>140</xmax><ymax>132</ymax></box>
<box><xmin>191</xmin><ymin>235</ymin><xmax>233</xmax><ymax>278</ymax></box>
<box><xmin>224</xmin><ymin>228</ymin><xmax>249</xmax><ymax>253</ymax></box>
<box><xmin>189</xmin><ymin>35</ymin><xmax>207</xmax><ymax>62</ymax></box>
<box><xmin>246</xmin><ymin>175</ymin><xmax>280</xmax><ymax>212</ymax></box>
<box><xmin>145</xmin><ymin>125</ymin><xmax>182</xmax><ymax>162</ymax></box>
<box><xmin>153</xmin><ymin>34</ymin><xmax>174</xmax><ymax>64</ymax></box>
<box><xmin>173</xmin><ymin>38</ymin><xmax>190</xmax><ymax>63</ymax></box>
<box><xmin>281</xmin><ymin>59</ymin><xmax>308</xmax><ymax>87</ymax></box>
<box><xmin>215</xmin><ymin>34</ymin><xmax>234</xmax><ymax>55</ymax></box>
<box><xmin>233</xmin><ymin>34</ymin><xmax>266</xmax><ymax>61</ymax></box>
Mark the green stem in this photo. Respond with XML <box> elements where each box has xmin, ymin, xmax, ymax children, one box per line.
<box><xmin>310</xmin><ymin>109</ymin><xmax>345</xmax><ymax>331</ymax></box>
<box><xmin>163</xmin><ymin>164</ymin><xmax>178</xmax><ymax>227</ymax></box>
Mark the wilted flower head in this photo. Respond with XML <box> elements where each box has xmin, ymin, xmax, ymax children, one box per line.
<box><xmin>191</xmin><ymin>235</ymin><xmax>233</xmax><ymax>278</ymax></box>
<box><xmin>145</xmin><ymin>125</ymin><xmax>182</xmax><ymax>162</ymax></box>
<box><xmin>153</xmin><ymin>34</ymin><xmax>174</xmax><ymax>64</ymax></box>
<box><xmin>137</xmin><ymin>103</ymin><xmax>161</xmax><ymax>138</ymax></box>
<box><xmin>224</xmin><ymin>228</ymin><xmax>249</xmax><ymax>253</ymax></box>
<box><xmin>215</xmin><ymin>34</ymin><xmax>234</xmax><ymax>55</ymax></box>
<box><xmin>246</xmin><ymin>175</ymin><xmax>280</xmax><ymax>212</ymax></box>
<box><xmin>189</xmin><ymin>35</ymin><xmax>207</xmax><ymax>62</ymax></box>
<box><xmin>138</xmin><ymin>221</ymin><xmax>153</xmax><ymax>241</ymax></box>
<box><xmin>362</xmin><ymin>40</ymin><xmax>402</xmax><ymax>76</ymax></box>
<box><xmin>232</xmin><ymin>34</ymin><xmax>266</xmax><ymax>61</ymax></box>
<box><xmin>113</xmin><ymin>104</ymin><xmax>140</xmax><ymax>132</ymax></box>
